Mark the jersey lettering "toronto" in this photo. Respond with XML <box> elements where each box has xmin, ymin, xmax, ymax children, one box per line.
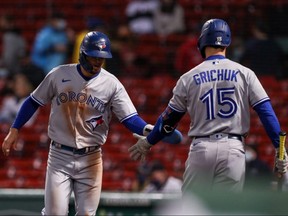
<box><xmin>193</xmin><ymin>69</ymin><xmax>239</xmax><ymax>85</ymax></box>
<box><xmin>56</xmin><ymin>91</ymin><xmax>106</xmax><ymax>113</ymax></box>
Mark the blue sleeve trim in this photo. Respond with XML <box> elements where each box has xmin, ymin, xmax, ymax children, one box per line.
<box><xmin>11</xmin><ymin>96</ymin><xmax>40</xmax><ymax>129</ymax></box>
<box><xmin>168</xmin><ymin>103</ymin><xmax>186</xmax><ymax>113</ymax></box>
<box><xmin>253</xmin><ymin>100</ymin><xmax>280</xmax><ymax>148</ymax></box>
<box><xmin>122</xmin><ymin>114</ymin><xmax>147</xmax><ymax>135</ymax></box>
<box><xmin>252</xmin><ymin>97</ymin><xmax>270</xmax><ymax>108</ymax></box>
<box><xmin>120</xmin><ymin>112</ymin><xmax>138</xmax><ymax>122</ymax></box>
<box><xmin>31</xmin><ymin>94</ymin><xmax>45</xmax><ymax>106</ymax></box>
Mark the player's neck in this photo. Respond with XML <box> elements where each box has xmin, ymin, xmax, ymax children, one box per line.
<box><xmin>205</xmin><ymin>47</ymin><xmax>226</xmax><ymax>58</ymax></box>
<box><xmin>78</xmin><ymin>65</ymin><xmax>100</xmax><ymax>80</ymax></box>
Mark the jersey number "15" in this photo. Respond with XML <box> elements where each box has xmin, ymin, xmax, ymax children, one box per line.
<box><xmin>200</xmin><ymin>87</ymin><xmax>237</xmax><ymax>120</ymax></box>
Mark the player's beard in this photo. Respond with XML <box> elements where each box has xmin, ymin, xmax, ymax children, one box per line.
<box><xmin>81</xmin><ymin>65</ymin><xmax>102</xmax><ymax>77</ymax></box>
<box><xmin>89</xmin><ymin>61</ymin><xmax>104</xmax><ymax>75</ymax></box>
<box><xmin>90</xmin><ymin>66</ymin><xmax>101</xmax><ymax>74</ymax></box>
<box><xmin>83</xmin><ymin>57</ymin><xmax>105</xmax><ymax>76</ymax></box>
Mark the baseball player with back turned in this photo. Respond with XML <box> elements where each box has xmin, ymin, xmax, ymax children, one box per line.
<box><xmin>1</xmin><ymin>31</ymin><xmax>181</xmax><ymax>215</ymax></box>
<box><xmin>129</xmin><ymin>18</ymin><xmax>288</xmax><ymax>194</ymax></box>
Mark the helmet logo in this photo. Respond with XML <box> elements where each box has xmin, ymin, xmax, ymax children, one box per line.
<box><xmin>215</xmin><ymin>37</ymin><xmax>222</xmax><ymax>45</ymax></box>
<box><xmin>95</xmin><ymin>40</ymin><xmax>106</xmax><ymax>50</ymax></box>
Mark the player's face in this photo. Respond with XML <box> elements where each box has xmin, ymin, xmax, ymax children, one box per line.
<box><xmin>86</xmin><ymin>56</ymin><xmax>105</xmax><ymax>75</ymax></box>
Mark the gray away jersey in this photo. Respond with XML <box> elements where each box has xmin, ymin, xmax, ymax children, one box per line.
<box><xmin>169</xmin><ymin>57</ymin><xmax>269</xmax><ymax>137</ymax></box>
<box><xmin>31</xmin><ymin>64</ymin><xmax>137</xmax><ymax>148</ymax></box>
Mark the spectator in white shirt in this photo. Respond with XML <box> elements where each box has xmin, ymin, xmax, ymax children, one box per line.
<box><xmin>142</xmin><ymin>160</ymin><xmax>182</xmax><ymax>193</ymax></box>
<box><xmin>153</xmin><ymin>0</ymin><xmax>186</xmax><ymax>37</ymax></box>
<box><xmin>125</xmin><ymin>0</ymin><xmax>159</xmax><ymax>34</ymax></box>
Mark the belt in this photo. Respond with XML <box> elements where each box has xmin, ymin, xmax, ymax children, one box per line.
<box><xmin>52</xmin><ymin>141</ymin><xmax>99</xmax><ymax>155</ymax></box>
<box><xmin>194</xmin><ymin>133</ymin><xmax>242</xmax><ymax>141</ymax></box>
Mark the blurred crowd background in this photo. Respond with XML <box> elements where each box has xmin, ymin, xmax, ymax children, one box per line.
<box><xmin>0</xmin><ymin>0</ymin><xmax>288</xmax><ymax>193</ymax></box>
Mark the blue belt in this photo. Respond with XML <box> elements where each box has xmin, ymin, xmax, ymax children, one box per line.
<box><xmin>52</xmin><ymin>141</ymin><xmax>99</xmax><ymax>155</ymax></box>
<box><xmin>194</xmin><ymin>134</ymin><xmax>242</xmax><ymax>141</ymax></box>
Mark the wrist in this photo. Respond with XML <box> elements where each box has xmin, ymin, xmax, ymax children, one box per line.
<box><xmin>144</xmin><ymin>137</ymin><xmax>153</xmax><ymax>148</ymax></box>
<box><xmin>143</xmin><ymin>124</ymin><xmax>153</xmax><ymax>136</ymax></box>
<box><xmin>10</xmin><ymin>127</ymin><xmax>19</xmax><ymax>134</ymax></box>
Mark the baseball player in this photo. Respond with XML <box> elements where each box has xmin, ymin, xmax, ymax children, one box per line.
<box><xmin>1</xmin><ymin>31</ymin><xmax>181</xmax><ymax>215</ymax></box>
<box><xmin>129</xmin><ymin>19</ymin><xmax>288</xmax><ymax>194</ymax></box>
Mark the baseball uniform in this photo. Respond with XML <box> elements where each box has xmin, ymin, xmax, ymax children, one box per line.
<box><xmin>128</xmin><ymin>19</ymin><xmax>283</xmax><ymax>196</ymax></box>
<box><xmin>169</xmin><ymin>55</ymin><xmax>269</xmax><ymax>192</ymax></box>
<box><xmin>2</xmin><ymin>31</ymin><xmax>157</xmax><ymax>215</ymax></box>
<box><xmin>32</xmin><ymin>64</ymin><xmax>137</xmax><ymax>215</ymax></box>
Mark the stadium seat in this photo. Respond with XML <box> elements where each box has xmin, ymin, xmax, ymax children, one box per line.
<box><xmin>0</xmin><ymin>0</ymin><xmax>285</xmax><ymax>191</ymax></box>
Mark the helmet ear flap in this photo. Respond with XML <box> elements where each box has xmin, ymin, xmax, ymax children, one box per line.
<box><xmin>200</xmin><ymin>48</ymin><xmax>206</xmax><ymax>58</ymax></box>
<box><xmin>197</xmin><ymin>39</ymin><xmax>206</xmax><ymax>58</ymax></box>
<box><xmin>79</xmin><ymin>52</ymin><xmax>93</xmax><ymax>73</ymax></box>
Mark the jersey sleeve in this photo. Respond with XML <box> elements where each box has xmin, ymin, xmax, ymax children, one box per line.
<box><xmin>111</xmin><ymin>82</ymin><xmax>137</xmax><ymax>122</ymax></box>
<box><xmin>168</xmin><ymin>76</ymin><xmax>187</xmax><ymax>112</ymax></box>
<box><xmin>248</xmin><ymin>70</ymin><xmax>270</xmax><ymax>107</ymax></box>
<box><xmin>30</xmin><ymin>70</ymin><xmax>56</xmax><ymax>105</ymax></box>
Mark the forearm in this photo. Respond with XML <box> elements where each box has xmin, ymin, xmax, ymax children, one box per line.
<box><xmin>147</xmin><ymin>106</ymin><xmax>185</xmax><ymax>145</ymax></box>
<box><xmin>122</xmin><ymin>115</ymin><xmax>147</xmax><ymax>135</ymax></box>
<box><xmin>254</xmin><ymin>100</ymin><xmax>281</xmax><ymax>148</ymax></box>
<box><xmin>11</xmin><ymin>96</ymin><xmax>41</xmax><ymax>129</ymax></box>
<box><xmin>146</xmin><ymin>116</ymin><xmax>165</xmax><ymax>144</ymax></box>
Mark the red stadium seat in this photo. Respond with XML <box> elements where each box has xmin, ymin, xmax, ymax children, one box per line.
<box><xmin>0</xmin><ymin>0</ymin><xmax>286</xmax><ymax>191</ymax></box>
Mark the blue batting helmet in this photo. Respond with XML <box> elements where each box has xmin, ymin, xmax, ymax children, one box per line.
<box><xmin>197</xmin><ymin>19</ymin><xmax>231</xmax><ymax>58</ymax></box>
<box><xmin>79</xmin><ymin>31</ymin><xmax>112</xmax><ymax>72</ymax></box>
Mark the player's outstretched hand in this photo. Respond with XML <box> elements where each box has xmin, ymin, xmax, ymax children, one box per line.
<box><xmin>2</xmin><ymin>128</ymin><xmax>19</xmax><ymax>156</ymax></box>
<box><xmin>128</xmin><ymin>133</ymin><xmax>153</xmax><ymax>161</ymax></box>
<box><xmin>275</xmin><ymin>148</ymin><xmax>288</xmax><ymax>174</ymax></box>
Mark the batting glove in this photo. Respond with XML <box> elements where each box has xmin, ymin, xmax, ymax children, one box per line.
<box><xmin>128</xmin><ymin>133</ymin><xmax>153</xmax><ymax>161</ymax></box>
<box><xmin>275</xmin><ymin>148</ymin><xmax>288</xmax><ymax>174</ymax></box>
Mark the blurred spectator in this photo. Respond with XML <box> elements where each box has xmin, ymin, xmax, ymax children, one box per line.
<box><xmin>142</xmin><ymin>160</ymin><xmax>182</xmax><ymax>193</ymax></box>
<box><xmin>0</xmin><ymin>13</ymin><xmax>27</xmax><ymax>75</ymax></box>
<box><xmin>0</xmin><ymin>68</ymin><xmax>11</xmax><ymax>98</ymax></box>
<box><xmin>71</xmin><ymin>17</ymin><xmax>106</xmax><ymax>63</ymax></box>
<box><xmin>227</xmin><ymin>36</ymin><xmax>245</xmax><ymax>62</ymax></box>
<box><xmin>153</xmin><ymin>0</ymin><xmax>186</xmax><ymax>38</ymax></box>
<box><xmin>245</xmin><ymin>145</ymin><xmax>273</xmax><ymax>190</ymax></box>
<box><xmin>0</xmin><ymin>63</ymin><xmax>45</xmax><ymax>126</ymax></box>
<box><xmin>239</xmin><ymin>20</ymin><xmax>286</xmax><ymax>78</ymax></box>
<box><xmin>125</xmin><ymin>0</ymin><xmax>159</xmax><ymax>35</ymax></box>
<box><xmin>174</xmin><ymin>34</ymin><xmax>202</xmax><ymax>75</ymax></box>
<box><xmin>106</xmin><ymin>24</ymin><xmax>151</xmax><ymax>77</ymax></box>
<box><xmin>30</xmin><ymin>12</ymin><xmax>70</xmax><ymax>74</ymax></box>
<box><xmin>131</xmin><ymin>161</ymin><xmax>151</xmax><ymax>191</ymax></box>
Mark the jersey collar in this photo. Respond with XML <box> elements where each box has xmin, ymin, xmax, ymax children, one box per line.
<box><xmin>205</xmin><ymin>55</ymin><xmax>226</xmax><ymax>61</ymax></box>
<box><xmin>77</xmin><ymin>64</ymin><xmax>100</xmax><ymax>81</ymax></box>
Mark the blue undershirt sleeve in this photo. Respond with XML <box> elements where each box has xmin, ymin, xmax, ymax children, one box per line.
<box><xmin>11</xmin><ymin>96</ymin><xmax>41</xmax><ymax>129</ymax></box>
<box><xmin>146</xmin><ymin>116</ymin><xmax>165</xmax><ymax>144</ymax></box>
<box><xmin>147</xmin><ymin>107</ymin><xmax>185</xmax><ymax>145</ymax></box>
<box><xmin>253</xmin><ymin>100</ymin><xmax>281</xmax><ymax>148</ymax></box>
<box><xmin>122</xmin><ymin>115</ymin><xmax>147</xmax><ymax>135</ymax></box>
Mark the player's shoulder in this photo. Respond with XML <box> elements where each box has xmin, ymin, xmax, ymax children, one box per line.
<box><xmin>227</xmin><ymin>59</ymin><xmax>255</xmax><ymax>75</ymax></box>
<box><xmin>179</xmin><ymin>63</ymin><xmax>204</xmax><ymax>79</ymax></box>
<box><xmin>48</xmin><ymin>63</ymin><xmax>77</xmax><ymax>73</ymax></box>
<box><xmin>57</xmin><ymin>63</ymin><xmax>78</xmax><ymax>69</ymax></box>
<box><xmin>100</xmin><ymin>68</ymin><xmax>122</xmax><ymax>83</ymax></box>
<box><xmin>44</xmin><ymin>64</ymin><xmax>78</xmax><ymax>80</ymax></box>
